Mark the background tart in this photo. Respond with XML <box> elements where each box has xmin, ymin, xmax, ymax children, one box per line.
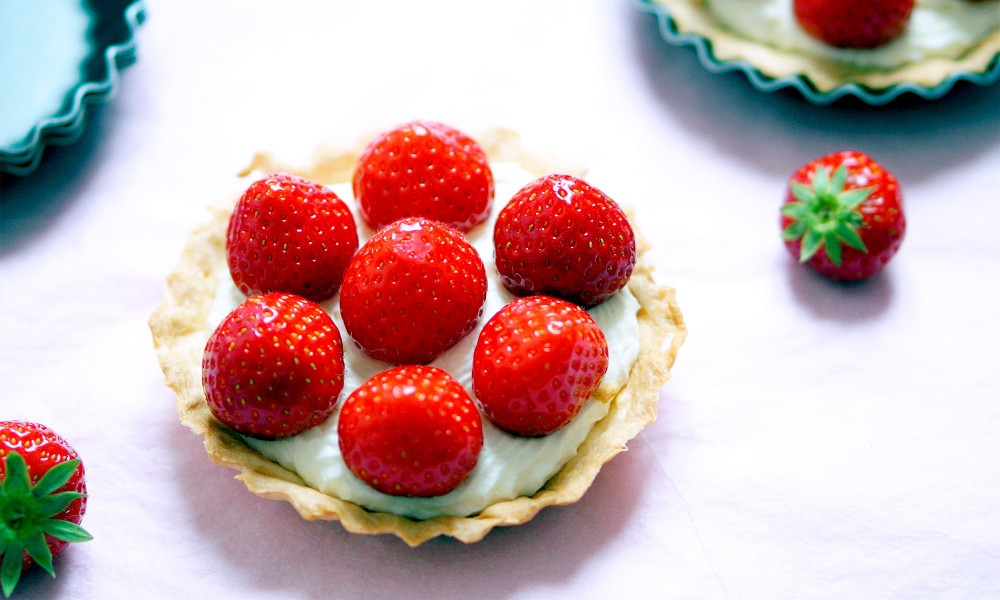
<box><xmin>639</xmin><ymin>0</ymin><xmax>1000</xmax><ymax>103</ymax></box>
<box><xmin>149</xmin><ymin>129</ymin><xmax>686</xmax><ymax>546</ymax></box>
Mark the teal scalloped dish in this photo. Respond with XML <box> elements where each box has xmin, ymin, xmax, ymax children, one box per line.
<box><xmin>636</xmin><ymin>0</ymin><xmax>1000</xmax><ymax>105</ymax></box>
<box><xmin>0</xmin><ymin>0</ymin><xmax>145</xmax><ymax>176</ymax></box>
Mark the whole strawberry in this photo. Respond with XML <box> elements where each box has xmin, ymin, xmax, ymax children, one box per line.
<box><xmin>781</xmin><ymin>150</ymin><xmax>905</xmax><ymax>281</ymax></box>
<box><xmin>494</xmin><ymin>174</ymin><xmax>636</xmax><ymax>308</ymax></box>
<box><xmin>339</xmin><ymin>217</ymin><xmax>488</xmax><ymax>364</ymax></box>
<box><xmin>1</xmin><ymin>421</ymin><xmax>92</xmax><ymax>598</ymax></box>
<box><xmin>352</xmin><ymin>120</ymin><xmax>495</xmax><ymax>232</ymax></box>
<box><xmin>338</xmin><ymin>365</ymin><xmax>483</xmax><ymax>497</ymax></box>
<box><xmin>227</xmin><ymin>172</ymin><xmax>359</xmax><ymax>302</ymax></box>
<box><xmin>793</xmin><ymin>0</ymin><xmax>915</xmax><ymax>49</ymax></box>
<box><xmin>473</xmin><ymin>296</ymin><xmax>609</xmax><ymax>437</ymax></box>
<box><xmin>202</xmin><ymin>292</ymin><xmax>345</xmax><ymax>439</ymax></box>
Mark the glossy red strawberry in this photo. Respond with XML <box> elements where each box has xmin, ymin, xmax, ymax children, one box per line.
<box><xmin>781</xmin><ymin>150</ymin><xmax>905</xmax><ymax>281</ymax></box>
<box><xmin>1</xmin><ymin>421</ymin><xmax>92</xmax><ymax>598</ymax></box>
<box><xmin>338</xmin><ymin>365</ymin><xmax>483</xmax><ymax>497</ymax></box>
<box><xmin>793</xmin><ymin>0</ymin><xmax>915</xmax><ymax>49</ymax></box>
<box><xmin>473</xmin><ymin>296</ymin><xmax>609</xmax><ymax>437</ymax></box>
<box><xmin>339</xmin><ymin>217</ymin><xmax>487</xmax><ymax>364</ymax></box>
<box><xmin>202</xmin><ymin>292</ymin><xmax>345</xmax><ymax>439</ymax></box>
<box><xmin>227</xmin><ymin>172</ymin><xmax>359</xmax><ymax>301</ymax></box>
<box><xmin>352</xmin><ymin>120</ymin><xmax>494</xmax><ymax>232</ymax></box>
<box><xmin>494</xmin><ymin>174</ymin><xmax>636</xmax><ymax>308</ymax></box>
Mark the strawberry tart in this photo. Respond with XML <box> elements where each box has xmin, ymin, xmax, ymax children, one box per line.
<box><xmin>646</xmin><ymin>0</ymin><xmax>1000</xmax><ymax>97</ymax></box>
<box><xmin>150</xmin><ymin>123</ymin><xmax>685</xmax><ymax>545</ymax></box>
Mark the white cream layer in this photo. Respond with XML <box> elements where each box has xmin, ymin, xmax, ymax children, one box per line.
<box><xmin>207</xmin><ymin>163</ymin><xmax>642</xmax><ymax>519</ymax></box>
<box><xmin>706</xmin><ymin>0</ymin><xmax>999</xmax><ymax>68</ymax></box>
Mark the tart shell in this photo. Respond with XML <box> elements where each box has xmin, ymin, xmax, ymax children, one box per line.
<box><xmin>149</xmin><ymin>129</ymin><xmax>686</xmax><ymax>546</ymax></box>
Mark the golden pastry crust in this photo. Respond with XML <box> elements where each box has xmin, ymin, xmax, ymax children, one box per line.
<box><xmin>149</xmin><ymin>129</ymin><xmax>686</xmax><ymax>546</ymax></box>
<box><xmin>649</xmin><ymin>0</ymin><xmax>1000</xmax><ymax>93</ymax></box>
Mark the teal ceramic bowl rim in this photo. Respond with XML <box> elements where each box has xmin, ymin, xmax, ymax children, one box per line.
<box><xmin>0</xmin><ymin>0</ymin><xmax>146</xmax><ymax>176</ymax></box>
<box><xmin>635</xmin><ymin>0</ymin><xmax>1000</xmax><ymax>106</ymax></box>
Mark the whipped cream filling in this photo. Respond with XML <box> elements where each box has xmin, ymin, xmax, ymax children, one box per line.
<box><xmin>706</xmin><ymin>0</ymin><xmax>1000</xmax><ymax>68</ymax></box>
<box><xmin>207</xmin><ymin>162</ymin><xmax>642</xmax><ymax>519</ymax></box>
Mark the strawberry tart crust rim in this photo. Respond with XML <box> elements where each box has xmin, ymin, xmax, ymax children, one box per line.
<box><xmin>648</xmin><ymin>0</ymin><xmax>1000</xmax><ymax>94</ymax></box>
<box><xmin>149</xmin><ymin>129</ymin><xmax>687</xmax><ymax>547</ymax></box>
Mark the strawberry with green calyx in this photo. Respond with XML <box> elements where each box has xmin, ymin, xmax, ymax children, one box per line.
<box><xmin>1</xmin><ymin>421</ymin><xmax>92</xmax><ymax>598</ymax></box>
<box><xmin>781</xmin><ymin>150</ymin><xmax>905</xmax><ymax>281</ymax></box>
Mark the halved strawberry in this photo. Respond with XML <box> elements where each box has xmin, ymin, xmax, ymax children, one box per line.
<box><xmin>227</xmin><ymin>173</ymin><xmax>359</xmax><ymax>301</ymax></box>
<box><xmin>337</xmin><ymin>365</ymin><xmax>483</xmax><ymax>497</ymax></box>
<box><xmin>793</xmin><ymin>0</ymin><xmax>915</xmax><ymax>49</ymax></box>
<box><xmin>352</xmin><ymin>120</ymin><xmax>494</xmax><ymax>232</ymax></box>
<box><xmin>1</xmin><ymin>421</ymin><xmax>92</xmax><ymax>598</ymax></box>
<box><xmin>494</xmin><ymin>174</ymin><xmax>636</xmax><ymax>308</ymax></box>
<box><xmin>202</xmin><ymin>292</ymin><xmax>345</xmax><ymax>439</ymax></box>
<box><xmin>781</xmin><ymin>150</ymin><xmax>905</xmax><ymax>281</ymax></box>
<box><xmin>472</xmin><ymin>296</ymin><xmax>609</xmax><ymax>437</ymax></box>
<box><xmin>339</xmin><ymin>217</ymin><xmax>488</xmax><ymax>365</ymax></box>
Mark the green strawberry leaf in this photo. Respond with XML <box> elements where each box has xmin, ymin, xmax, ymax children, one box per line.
<box><xmin>36</xmin><ymin>492</ymin><xmax>84</xmax><ymax>519</ymax></box>
<box><xmin>40</xmin><ymin>520</ymin><xmax>92</xmax><ymax>544</ymax></box>
<box><xmin>836</xmin><ymin>221</ymin><xmax>868</xmax><ymax>252</ymax></box>
<box><xmin>22</xmin><ymin>533</ymin><xmax>54</xmax><ymax>577</ymax></box>
<box><xmin>780</xmin><ymin>202</ymin><xmax>808</xmax><ymax>220</ymax></box>
<box><xmin>830</xmin><ymin>164</ymin><xmax>848</xmax><ymax>194</ymax></box>
<box><xmin>1</xmin><ymin>454</ymin><xmax>30</xmax><ymax>497</ymax></box>
<box><xmin>811</xmin><ymin>165</ymin><xmax>831</xmax><ymax>195</ymax></box>
<box><xmin>1</xmin><ymin>541</ymin><xmax>23</xmax><ymax>598</ymax></box>
<box><xmin>790</xmin><ymin>181</ymin><xmax>817</xmax><ymax>204</ymax></box>
<box><xmin>781</xmin><ymin>220</ymin><xmax>808</xmax><ymax>241</ymax></box>
<box><xmin>800</xmin><ymin>230</ymin><xmax>823</xmax><ymax>263</ymax></box>
<box><xmin>31</xmin><ymin>460</ymin><xmax>79</xmax><ymax>498</ymax></box>
<box><xmin>824</xmin><ymin>232</ymin><xmax>843</xmax><ymax>266</ymax></box>
<box><xmin>839</xmin><ymin>187</ymin><xmax>874</xmax><ymax>211</ymax></box>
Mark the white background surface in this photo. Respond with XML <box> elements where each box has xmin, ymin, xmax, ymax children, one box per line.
<box><xmin>2</xmin><ymin>1</ymin><xmax>999</xmax><ymax>598</ymax></box>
